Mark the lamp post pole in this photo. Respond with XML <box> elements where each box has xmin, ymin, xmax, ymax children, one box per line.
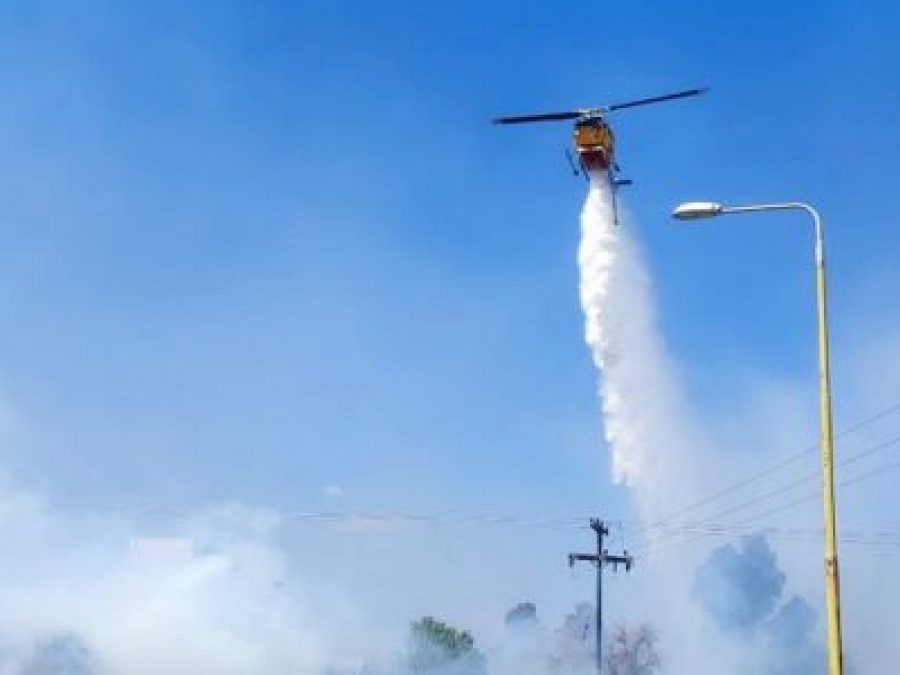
<box><xmin>671</xmin><ymin>201</ymin><xmax>843</xmax><ymax>675</ymax></box>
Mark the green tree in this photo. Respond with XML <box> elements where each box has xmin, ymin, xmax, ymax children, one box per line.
<box><xmin>407</xmin><ymin>616</ymin><xmax>486</xmax><ymax>675</ymax></box>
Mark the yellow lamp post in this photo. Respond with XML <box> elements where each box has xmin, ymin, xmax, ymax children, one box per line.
<box><xmin>672</xmin><ymin>201</ymin><xmax>843</xmax><ymax>675</ymax></box>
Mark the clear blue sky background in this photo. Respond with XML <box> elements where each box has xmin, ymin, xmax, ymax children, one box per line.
<box><xmin>0</xmin><ymin>0</ymin><xmax>898</xmax><ymax>633</ymax></box>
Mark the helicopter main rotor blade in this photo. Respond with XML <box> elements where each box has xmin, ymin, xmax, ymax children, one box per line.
<box><xmin>605</xmin><ymin>87</ymin><xmax>708</xmax><ymax>112</ymax></box>
<box><xmin>492</xmin><ymin>111</ymin><xmax>582</xmax><ymax>125</ymax></box>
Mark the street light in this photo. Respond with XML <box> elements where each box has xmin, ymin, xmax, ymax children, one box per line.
<box><xmin>671</xmin><ymin>200</ymin><xmax>844</xmax><ymax>675</ymax></box>
<box><xmin>671</xmin><ymin>201</ymin><xmax>723</xmax><ymax>220</ymax></box>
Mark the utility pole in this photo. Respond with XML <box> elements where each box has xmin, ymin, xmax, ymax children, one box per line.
<box><xmin>569</xmin><ymin>518</ymin><xmax>633</xmax><ymax>675</ymax></box>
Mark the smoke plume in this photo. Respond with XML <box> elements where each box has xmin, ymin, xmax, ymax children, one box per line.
<box><xmin>692</xmin><ymin>534</ymin><xmax>786</xmax><ymax>633</ymax></box>
<box><xmin>692</xmin><ymin>535</ymin><xmax>824</xmax><ymax>674</ymax></box>
<box><xmin>0</xmin><ymin>480</ymin><xmax>393</xmax><ymax>675</ymax></box>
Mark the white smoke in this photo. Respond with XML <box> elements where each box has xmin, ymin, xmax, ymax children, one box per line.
<box><xmin>0</xmin><ymin>481</ymin><xmax>397</xmax><ymax>675</ymax></box>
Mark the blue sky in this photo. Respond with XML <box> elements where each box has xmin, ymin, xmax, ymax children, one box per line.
<box><xmin>0</xmin><ymin>0</ymin><xmax>899</xmax><ymax>646</ymax></box>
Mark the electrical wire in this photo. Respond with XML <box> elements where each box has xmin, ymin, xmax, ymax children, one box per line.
<box><xmin>122</xmin><ymin>402</ymin><xmax>900</xmax><ymax>564</ymax></box>
<box><xmin>631</xmin><ymin>430</ymin><xmax>900</xmax><ymax>554</ymax></box>
<box><xmin>271</xmin><ymin>404</ymin><xmax>900</xmax><ymax>543</ymax></box>
<box><xmin>625</xmin><ymin>400</ymin><xmax>900</xmax><ymax>539</ymax></box>
<box><xmin>634</xmin><ymin>451</ymin><xmax>900</xmax><ymax>560</ymax></box>
<box><xmin>282</xmin><ymin>511</ymin><xmax>592</xmax><ymax>529</ymax></box>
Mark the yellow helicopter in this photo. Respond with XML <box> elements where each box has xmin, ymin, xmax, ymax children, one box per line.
<box><xmin>493</xmin><ymin>87</ymin><xmax>707</xmax><ymax>184</ymax></box>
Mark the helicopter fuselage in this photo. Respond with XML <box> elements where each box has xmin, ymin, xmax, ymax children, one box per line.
<box><xmin>573</xmin><ymin>116</ymin><xmax>615</xmax><ymax>174</ymax></box>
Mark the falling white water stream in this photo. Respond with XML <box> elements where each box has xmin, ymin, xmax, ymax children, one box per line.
<box><xmin>578</xmin><ymin>174</ymin><xmax>632</xmax><ymax>483</ymax></box>
<box><xmin>577</xmin><ymin>172</ymin><xmax>689</xmax><ymax>488</ymax></box>
<box><xmin>575</xmin><ymin>173</ymin><xmax>826</xmax><ymax>675</ymax></box>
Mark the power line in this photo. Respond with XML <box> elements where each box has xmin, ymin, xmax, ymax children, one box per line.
<box><xmin>626</xmin><ymin>522</ymin><xmax>900</xmax><ymax>543</ymax></box>
<box><xmin>282</xmin><ymin>511</ymin><xmax>592</xmax><ymax>529</ymax></box>
<box><xmin>626</xmin><ymin>400</ymin><xmax>900</xmax><ymax>539</ymax></box>
<box><xmin>280</xmin><ymin>509</ymin><xmax>900</xmax><ymax>545</ymax></box>
<box><xmin>637</xmin><ymin>528</ymin><xmax>900</xmax><ymax>553</ymax></box>
<box><xmin>635</xmin><ymin>451</ymin><xmax>900</xmax><ymax>560</ymax></box>
<box><xmin>271</xmin><ymin>405</ymin><xmax>900</xmax><ymax>544</ymax></box>
<box><xmin>120</xmin><ymin>400</ymin><xmax>900</xmax><ymax>566</ymax></box>
<box><xmin>633</xmin><ymin>430</ymin><xmax>900</xmax><ymax>554</ymax></box>
<box><xmin>730</xmin><ymin>450</ymin><xmax>900</xmax><ymax>529</ymax></box>
<box><xmin>127</xmin><ymin>503</ymin><xmax>900</xmax><ymax>562</ymax></box>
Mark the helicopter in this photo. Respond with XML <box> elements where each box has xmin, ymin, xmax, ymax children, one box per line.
<box><xmin>492</xmin><ymin>87</ymin><xmax>707</xmax><ymax>185</ymax></box>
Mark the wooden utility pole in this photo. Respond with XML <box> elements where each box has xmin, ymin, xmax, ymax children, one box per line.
<box><xmin>568</xmin><ymin>518</ymin><xmax>633</xmax><ymax>675</ymax></box>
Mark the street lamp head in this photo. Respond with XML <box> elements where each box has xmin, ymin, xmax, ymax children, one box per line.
<box><xmin>672</xmin><ymin>201</ymin><xmax>724</xmax><ymax>221</ymax></box>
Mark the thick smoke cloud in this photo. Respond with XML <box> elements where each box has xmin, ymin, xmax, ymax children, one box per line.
<box><xmin>0</xmin><ymin>462</ymin><xmax>648</xmax><ymax>675</ymax></box>
<box><xmin>692</xmin><ymin>535</ymin><xmax>824</xmax><ymax>675</ymax></box>
<box><xmin>20</xmin><ymin>633</ymin><xmax>94</xmax><ymax>675</ymax></box>
<box><xmin>0</xmin><ymin>477</ymin><xmax>395</xmax><ymax>675</ymax></box>
<box><xmin>692</xmin><ymin>534</ymin><xmax>785</xmax><ymax>633</ymax></box>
